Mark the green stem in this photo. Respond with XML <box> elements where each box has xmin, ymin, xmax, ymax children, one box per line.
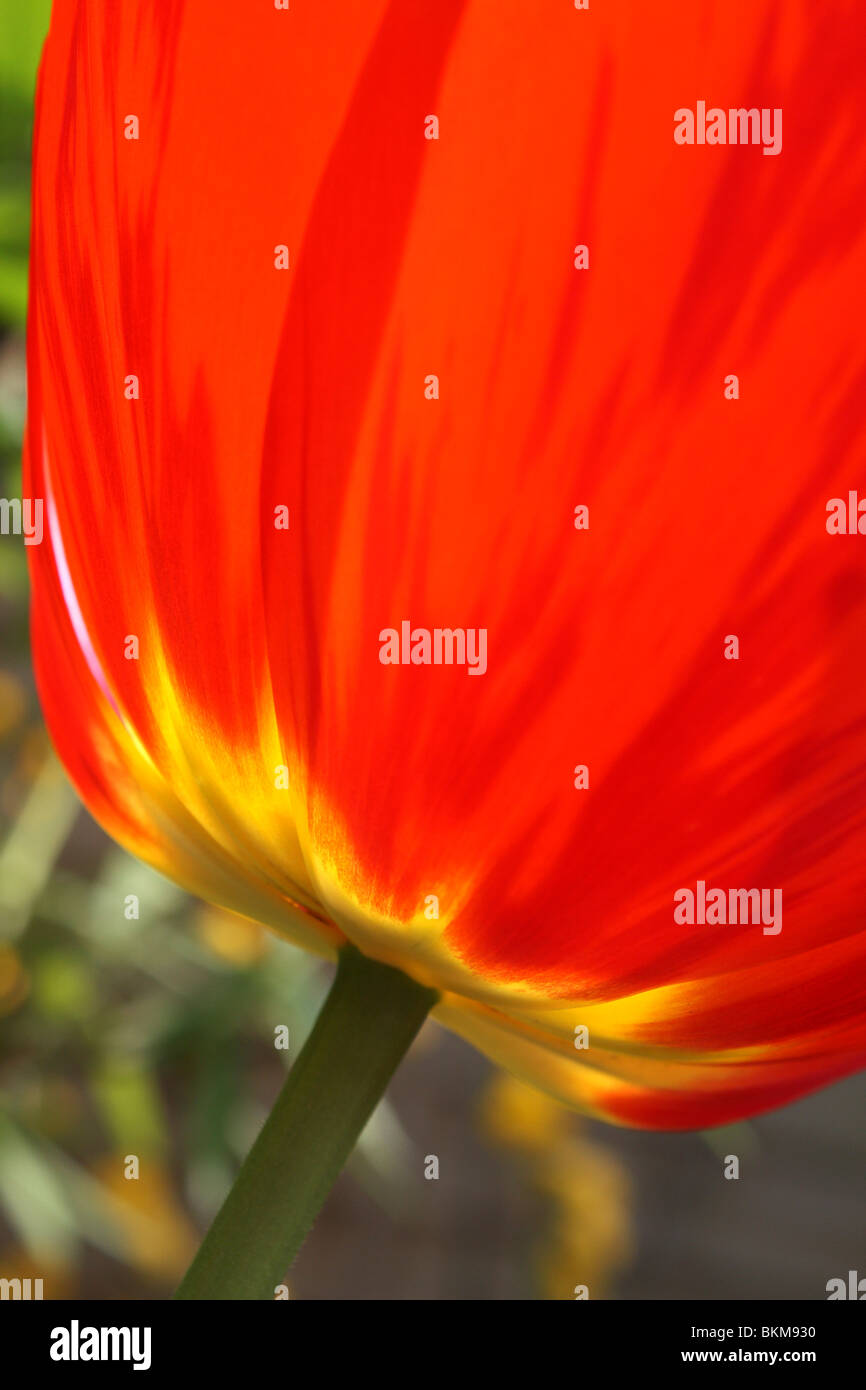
<box><xmin>175</xmin><ymin>944</ymin><xmax>437</xmax><ymax>1300</ymax></box>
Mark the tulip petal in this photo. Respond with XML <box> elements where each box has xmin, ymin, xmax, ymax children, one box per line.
<box><xmin>29</xmin><ymin>0</ymin><xmax>866</xmax><ymax>1126</ymax></box>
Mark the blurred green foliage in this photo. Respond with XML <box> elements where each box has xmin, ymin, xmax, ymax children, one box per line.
<box><xmin>0</xmin><ymin>0</ymin><xmax>49</xmax><ymax>614</ymax></box>
<box><xmin>0</xmin><ymin>0</ymin><xmax>50</xmax><ymax>329</ymax></box>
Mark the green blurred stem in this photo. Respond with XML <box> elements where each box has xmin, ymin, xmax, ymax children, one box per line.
<box><xmin>175</xmin><ymin>943</ymin><xmax>437</xmax><ymax>1300</ymax></box>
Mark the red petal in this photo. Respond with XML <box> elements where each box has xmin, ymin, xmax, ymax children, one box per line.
<box><xmin>29</xmin><ymin>1</ymin><xmax>866</xmax><ymax>1125</ymax></box>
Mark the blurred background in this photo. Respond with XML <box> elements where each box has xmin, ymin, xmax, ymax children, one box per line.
<box><xmin>1</xmin><ymin>1</ymin><xmax>863</xmax><ymax>1302</ymax></box>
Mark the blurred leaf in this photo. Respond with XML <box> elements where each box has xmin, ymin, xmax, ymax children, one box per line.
<box><xmin>700</xmin><ymin>1121</ymin><xmax>759</xmax><ymax>1159</ymax></box>
<box><xmin>92</xmin><ymin>1059</ymin><xmax>167</xmax><ymax>1159</ymax></box>
<box><xmin>0</xmin><ymin>0</ymin><xmax>51</xmax><ymax>329</ymax></box>
<box><xmin>0</xmin><ymin>0</ymin><xmax>52</xmax><ymax>102</ymax></box>
<box><xmin>0</xmin><ymin>1112</ymin><xmax>78</xmax><ymax>1263</ymax></box>
<box><xmin>0</xmin><ymin>252</ymin><xmax>27</xmax><ymax>326</ymax></box>
<box><xmin>347</xmin><ymin>1098</ymin><xmax>416</xmax><ymax>1217</ymax></box>
<box><xmin>0</xmin><ymin>752</ymin><xmax>79</xmax><ymax>939</ymax></box>
<box><xmin>31</xmin><ymin>950</ymin><xmax>96</xmax><ymax>1023</ymax></box>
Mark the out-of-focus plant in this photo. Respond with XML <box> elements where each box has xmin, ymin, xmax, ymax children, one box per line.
<box><xmin>0</xmin><ymin>0</ymin><xmax>50</xmax><ymax>330</ymax></box>
<box><xmin>480</xmin><ymin>1073</ymin><xmax>633</xmax><ymax>1301</ymax></box>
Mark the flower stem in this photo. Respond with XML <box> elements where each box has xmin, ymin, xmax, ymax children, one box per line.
<box><xmin>175</xmin><ymin>943</ymin><xmax>437</xmax><ymax>1300</ymax></box>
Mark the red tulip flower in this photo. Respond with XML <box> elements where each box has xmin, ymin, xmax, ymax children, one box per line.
<box><xmin>26</xmin><ymin>0</ymin><xmax>866</xmax><ymax>1295</ymax></box>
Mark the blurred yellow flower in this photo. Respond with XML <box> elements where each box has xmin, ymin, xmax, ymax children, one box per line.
<box><xmin>480</xmin><ymin>1073</ymin><xmax>632</xmax><ymax>1300</ymax></box>
<box><xmin>533</xmin><ymin>1139</ymin><xmax>633</xmax><ymax>1301</ymax></box>
<box><xmin>194</xmin><ymin>907</ymin><xmax>267</xmax><ymax>967</ymax></box>
<box><xmin>479</xmin><ymin>1070</ymin><xmax>571</xmax><ymax>1157</ymax></box>
<box><xmin>93</xmin><ymin>1157</ymin><xmax>198</xmax><ymax>1284</ymax></box>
